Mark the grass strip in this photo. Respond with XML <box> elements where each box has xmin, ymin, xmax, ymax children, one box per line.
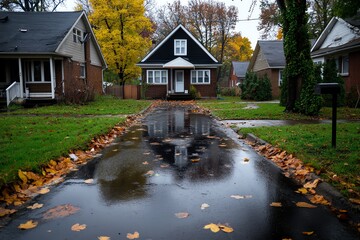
<box><xmin>239</xmin><ymin>123</ymin><xmax>360</xmax><ymax>197</ymax></box>
<box><xmin>0</xmin><ymin>116</ymin><xmax>124</xmax><ymax>185</ymax></box>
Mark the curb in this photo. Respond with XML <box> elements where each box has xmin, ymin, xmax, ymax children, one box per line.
<box><xmin>239</xmin><ymin>130</ymin><xmax>360</xmax><ymax>225</ymax></box>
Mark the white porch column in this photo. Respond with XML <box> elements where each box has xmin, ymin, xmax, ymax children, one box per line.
<box><xmin>18</xmin><ymin>58</ymin><xmax>24</xmax><ymax>98</ymax></box>
<box><xmin>61</xmin><ymin>60</ymin><xmax>65</xmax><ymax>94</ymax></box>
<box><xmin>50</xmin><ymin>57</ymin><xmax>55</xmax><ymax>99</ymax></box>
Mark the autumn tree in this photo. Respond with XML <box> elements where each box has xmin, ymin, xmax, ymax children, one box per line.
<box><xmin>89</xmin><ymin>0</ymin><xmax>152</xmax><ymax>97</ymax></box>
<box><xmin>0</xmin><ymin>0</ymin><xmax>64</xmax><ymax>11</ymax></box>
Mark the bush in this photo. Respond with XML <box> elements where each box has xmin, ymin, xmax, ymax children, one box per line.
<box><xmin>190</xmin><ymin>85</ymin><xmax>201</xmax><ymax>99</ymax></box>
<box><xmin>346</xmin><ymin>86</ymin><xmax>360</xmax><ymax>108</ymax></box>
<box><xmin>64</xmin><ymin>78</ymin><xmax>95</xmax><ymax>104</ymax></box>
<box><xmin>240</xmin><ymin>72</ymin><xmax>272</xmax><ymax>101</ymax></box>
<box><xmin>219</xmin><ymin>87</ymin><xmax>238</xmax><ymax>96</ymax></box>
<box><xmin>321</xmin><ymin>59</ymin><xmax>345</xmax><ymax>107</ymax></box>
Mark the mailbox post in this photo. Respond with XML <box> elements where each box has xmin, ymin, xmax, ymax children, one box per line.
<box><xmin>315</xmin><ymin>83</ymin><xmax>340</xmax><ymax>148</ymax></box>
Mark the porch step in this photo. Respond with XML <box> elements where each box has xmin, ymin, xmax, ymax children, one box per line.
<box><xmin>23</xmin><ymin>98</ymin><xmax>57</xmax><ymax>108</ymax></box>
<box><xmin>167</xmin><ymin>94</ymin><xmax>193</xmax><ymax>101</ymax></box>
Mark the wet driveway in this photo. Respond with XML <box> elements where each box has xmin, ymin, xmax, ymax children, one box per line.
<box><xmin>1</xmin><ymin>103</ymin><xmax>358</xmax><ymax>239</ymax></box>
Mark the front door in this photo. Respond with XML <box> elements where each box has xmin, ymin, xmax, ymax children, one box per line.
<box><xmin>175</xmin><ymin>70</ymin><xmax>184</xmax><ymax>93</ymax></box>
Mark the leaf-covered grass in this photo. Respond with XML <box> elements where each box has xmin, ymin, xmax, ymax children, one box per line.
<box><xmin>0</xmin><ymin>116</ymin><xmax>124</xmax><ymax>185</ymax></box>
<box><xmin>2</xmin><ymin>95</ymin><xmax>151</xmax><ymax>115</ymax></box>
<box><xmin>197</xmin><ymin>98</ymin><xmax>360</xmax><ymax>120</ymax></box>
<box><xmin>240</xmin><ymin>123</ymin><xmax>360</xmax><ymax>196</ymax></box>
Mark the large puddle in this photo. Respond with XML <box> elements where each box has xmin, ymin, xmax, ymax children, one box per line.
<box><xmin>1</xmin><ymin>103</ymin><xmax>358</xmax><ymax>240</ymax></box>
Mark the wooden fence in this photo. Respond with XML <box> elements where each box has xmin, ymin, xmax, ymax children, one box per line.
<box><xmin>105</xmin><ymin>85</ymin><xmax>140</xmax><ymax>100</ymax></box>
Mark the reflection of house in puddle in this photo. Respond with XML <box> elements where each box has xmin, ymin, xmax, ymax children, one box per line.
<box><xmin>144</xmin><ymin>107</ymin><xmax>232</xmax><ymax>181</ymax></box>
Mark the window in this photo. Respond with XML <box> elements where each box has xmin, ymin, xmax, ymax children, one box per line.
<box><xmin>147</xmin><ymin>70</ymin><xmax>168</xmax><ymax>84</ymax></box>
<box><xmin>191</xmin><ymin>70</ymin><xmax>210</xmax><ymax>84</ymax></box>
<box><xmin>23</xmin><ymin>60</ymin><xmax>51</xmax><ymax>82</ymax></box>
<box><xmin>80</xmin><ymin>63</ymin><xmax>86</xmax><ymax>78</ymax></box>
<box><xmin>174</xmin><ymin>39</ymin><xmax>187</xmax><ymax>56</ymax></box>
<box><xmin>278</xmin><ymin>70</ymin><xmax>283</xmax><ymax>86</ymax></box>
<box><xmin>341</xmin><ymin>55</ymin><xmax>349</xmax><ymax>75</ymax></box>
<box><xmin>73</xmin><ymin>28</ymin><xmax>82</xmax><ymax>43</ymax></box>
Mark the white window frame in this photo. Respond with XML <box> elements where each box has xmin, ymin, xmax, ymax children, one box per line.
<box><xmin>174</xmin><ymin>39</ymin><xmax>187</xmax><ymax>56</ymax></box>
<box><xmin>80</xmin><ymin>63</ymin><xmax>86</xmax><ymax>79</ymax></box>
<box><xmin>146</xmin><ymin>70</ymin><xmax>168</xmax><ymax>84</ymax></box>
<box><xmin>341</xmin><ymin>55</ymin><xmax>349</xmax><ymax>76</ymax></box>
<box><xmin>23</xmin><ymin>60</ymin><xmax>51</xmax><ymax>83</ymax></box>
<box><xmin>191</xmin><ymin>70</ymin><xmax>211</xmax><ymax>84</ymax></box>
<box><xmin>73</xmin><ymin>28</ymin><xmax>82</xmax><ymax>43</ymax></box>
<box><xmin>278</xmin><ymin>69</ymin><xmax>283</xmax><ymax>86</ymax></box>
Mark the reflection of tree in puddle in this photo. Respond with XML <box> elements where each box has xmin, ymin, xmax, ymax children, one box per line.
<box><xmin>144</xmin><ymin>107</ymin><xmax>234</xmax><ymax>182</ymax></box>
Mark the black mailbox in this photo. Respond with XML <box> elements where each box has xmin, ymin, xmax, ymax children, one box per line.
<box><xmin>315</xmin><ymin>83</ymin><xmax>340</xmax><ymax>95</ymax></box>
<box><xmin>314</xmin><ymin>82</ymin><xmax>340</xmax><ymax>148</ymax></box>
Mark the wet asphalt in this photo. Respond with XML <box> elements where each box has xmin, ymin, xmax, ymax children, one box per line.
<box><xmin>0</xmin><ymin>103</ymin><xmax>359</xmax><ymax>240</ymax></box>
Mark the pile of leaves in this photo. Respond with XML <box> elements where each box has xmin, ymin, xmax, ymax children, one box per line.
<box><xmin>0</xmin><ymin>114</ymin><xmax>143</xmax><ymax>218</ymax></box>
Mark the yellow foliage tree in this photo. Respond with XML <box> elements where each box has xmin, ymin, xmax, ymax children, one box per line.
<box><xmin>89</xmin><ymin>0</ymin><xmax>152</xmax><ymax>87</ymax></box>
<box><xmin>223</xmin><ymin>33</ymin><xmax>253</xmax><ymax>62</ymax></box>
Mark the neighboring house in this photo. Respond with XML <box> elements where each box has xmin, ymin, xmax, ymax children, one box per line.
<box><xmin>311</xmin><ymin>14</ymin><xmax>360</xmax><ymax>94</ymax></box>
<box><xmin>248</xmin><ymin>40</ymin><xmax>285</xmax><ymax>98</ymax></box>
<box><xmin>228</xmin><ymin>61</ymin><xmax>249</xmax><ymax>87</ymax></box>
<box><xmin>137</xmin><ymin>24</ymin><xmax>221</xmax><ymax>99</ymax></box>
<box><xmin>0</xmin><ymin>11</ymin><xmax>106</xmax><ymax>106</ymax></box>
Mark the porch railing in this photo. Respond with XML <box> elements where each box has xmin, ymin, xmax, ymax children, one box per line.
<box><xmin>6</xmin><ymin>81</ymin><xmax>20</xmax><ymax>106</ymax></box>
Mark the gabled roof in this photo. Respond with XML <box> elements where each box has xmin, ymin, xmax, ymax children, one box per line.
<box><xmin>231</xmin><ymin>61</ymin><xmax>249</xmax><ymax>78</ymax></box>
<box><xmin>0</xmin><ymin>11</ymin><xmax>106</xmax><ymax>67</ymax></box>
<box><xmin>311</xmin><ymin>14</ymin><xmax>360</xmax><ymax>57</ymax></box>
<box><xmin>163</xmin><ymin>57</ymin><xmax>194</xmax><ymax>68</ymax></box>
<box><xmin>0</xmin><ymin>11</ymin><xmax>82</xmax><ymax>53</ymax></box>
<box><xmin>139</xmin><ymin>24</ymin><xmax>220</xmax><ymax>67</ymax></box>
<box><xmin>248</xmin><ymin>40</ymin><xmax>285</xmax><ymax>71</ymax></box>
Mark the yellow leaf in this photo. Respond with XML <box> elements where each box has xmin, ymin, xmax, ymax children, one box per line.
<box><xmin>71</xmin><ymin>223</ymin><xmax>87</xmax><ymax>232</ymax></box>
<box><xmin>296</xmin><ymin>202</ymin><xmax>317</xmax><ymax>208</ymax></box>
<box><xmin>204</xmin><ymin>223</ymin><xmax>220</xmax><ymax>233</ymax></box>
<box><xmin>218</xmin><ymin>224</ymin><xmax>234</xmax><ymax>233</ymax></box>
<box><xmin>127</xmin><ymin>231</ymin><xmax>140</xmax><ymax>239</ymax></box>
<box><xmin>0</xmin><ymin>207</ymin><xmax>17</xmax><ymax>217</ymax></box>
<box><xmin>84</xmin><ymin>179</ymin><xmax>94</xmax><ymax>184</ymax></box>
<box><xmin>18</xmin><ymin>220</ymin><xmax>38</xmax><ymax>230</ymax></box>
<box><xmin>98</xmin><ymin>236</ymin><xmax>110</xmax><ymax>240</ymax></box>
<box><xmin>49</xmin><ymin>160</ymin><xmax>57</xmax><ymax>166</ymax></box>
<box><xmin>310</xmin><ymin>195</ymin><xmax>330</xmax><ymax>205</ymax></box>
<box><xmin>302</xmin><ymin>231</ymin><xmax>314</xmax><ymax>235</ymax></box>
<box><xmin>270</xmin><ymin>202</ymin><xmax>282</xmax><ymax>207</ymax></box>
<box><xmin>27</xmin><ymin>203</ymin><xmax>44</xmax><ymax>210</ymax></box>
<box><xmin>18</xmin><ymin>170</ymin><xmax>28</xmax><ymax>184</ymax></box>
<box><xmin>296</xmin><ymin>188</ymin><xmax>308</xmax><ymax>194</ymax></box>
<box><xmin>175</xmin><ymin>212</ymin><xmax>190</xmax><ymax>219</ymax></box>
<box><xmin>303</xmin><ymin>179</ymin><xmax>321</xmax><ymax>189</ymax></box>
<box><xmin>37</xmin><ymin>187</ymin><xmax>50</xmax><ymax>195</ymax></box>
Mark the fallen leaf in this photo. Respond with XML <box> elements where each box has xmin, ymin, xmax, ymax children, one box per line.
<box><xmin>175</xmin><ymin>212</ymin><xmax>190</xmax><ymax>219</ymax></box>
<box><xmin>142</xmin><ymin>161</ymin><xmax>149</xmax><ymax>165</ymax></box>
<box><xmin>0</xmin><ymin>207</ymin><xmax>17</xmax><ymax>217</ymax></box>
<box><xmin>270</xmin><ymin>202</ymin><xmax>282</xmax><ymax>207</ymax></box>
<box><xmin>302</xmin><ymin>231</ymin><xmax>314</xmax><ymax>235</ymax></box>
<box><xmin>304</xmin><ymin>179</ymin><xmax>321</xmax><ymax>189</ymax></box>
<box><xmin>43</xmin><ymin>204</ymin><xmax>80</xmax><ymax>220</ymax></box>
<box><xmin>84</xmin><ymin>179</ymin><xmax>94</xmax><ymax>184</ymax></box>
<box><xmin>230</xmin><ymin>194</ymin><xmax>252</xmax><ymax>200</ymax></box>
<box><xmin>204</xmin><ymin>223</ymin><xmax>220</xmax><ymax>233</ymax></box>
<box><xmin>201</xmin><ymin>203</ymin><xmax>210</xmax><ymax>210</ymax></box>
<box><xmin>349</xmin><ymin>198</ymin><xmax>360</xmax><ymax>205</ymax></box>
<box><xmin>309</xmin><ymin>194</ymin><xmax>330</xmax><ymax>205</ymax></box>
<box><xmin>71</xmin><ymin>223</ymin><xmax>87</xmax><ymax>232</ymax></box>
<box><xmin>18</xmin><ymin>170</ymin><xmax>28</xmax><ymax>184</ymax></box>
<box><xmin>218</xmin><ymin>224</ymin><xmax>234</xmax><ymax>233</ymax></box>
<box><xmin>18</xmin><ymin>220</ymin><xmax>38</xmax><ymax>230</ymax></box>
<box><xmin>296</xmin><ymin>202</ymin><xmax>317</xmax><ymax>208</ymax></box>
<box><xmin>37</xmin><ymin>187</ymin><xmax>50</xmax><ymax>195</ymax></box>
<box><xmin>219</xmin><ymin>143</ymin><xmax>227</xmax><ymax>147</ymax></box>
<box><xmin>191</xmin><ymin>158</ymin><xmax>200</xmax><ymax>163</ymax></box>
<box><xmin>27</xmin><ymin>203</ymin><xmax>44</xmax><ymax>210</ymax></box>
<box><xmin>127</xmin><ymin>231</ymin><xmax>140</xmax><ymax>239</ymax></box>
<box><xmin>296</xmin><ymin>188</ymin><xmax>308</xmax><ymax>194</ymax></box>
<box><xmin>160</xmin><ymin>164</ymin><xmax>169</xmax><ymax>168</ymax></box>
<box><xmin>243</xmin><ymin>157</ymin><xmax>250</xmax><ymax>162</ymax></box>
<box><xmin>98</xmin><ymin>236</ymin><xmax>110</xmax><ymax>240</ymax></box>
<box><xmin>144</xmin><ymin>170</ymin><xmax>154</xmax><ymax>176</ymax></box>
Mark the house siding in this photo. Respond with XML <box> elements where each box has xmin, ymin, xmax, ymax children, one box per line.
<box><xmin>321</xmin><ymin>20</ymin><xmax>357</xmax><ymax>49</ymax></box>
<box><xmin>347</xmin><ymin>50</ymin><xmax>360</xmax><ymax>93</ymax></box>
<box><xmin>253</xmin><ymin>49</ymin><xmax>269</xmax><ymax>72</ymax></box>
<box><xmin>191</xmin><ymin>68</ymin><xmax>217</xmax><ymax>97</ymax></box>
<box><xmin>57</xmin><ymin>19</ymin><xmax>86</xmax><ymax>62</ymax></box>
<box><xmin>90</xmin><ymin>39</ymin><xmax>102</xmax><ymax>67</ymax></box>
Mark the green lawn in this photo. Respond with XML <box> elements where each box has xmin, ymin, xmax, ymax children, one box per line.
<box><xmin>239</xmin><ymin>123</ymin><xmax>360</xmax><ymax>197</ymax></box>
<box><xmin>0</xmin><ymin>96</ymin><xmax>151</xmax><ymax>186</ymax></box>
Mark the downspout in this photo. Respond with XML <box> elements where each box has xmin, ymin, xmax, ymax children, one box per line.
<box><xmin>18</xmin><ymin>58</ymin><xmax>24</xmax><ymax>98</ymax></box>
<box><xmin>50</xmin><ymin>57</ymin><xmax>55</xmax><ymax>99</ymax></box>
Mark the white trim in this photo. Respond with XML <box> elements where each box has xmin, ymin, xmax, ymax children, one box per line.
<box><xmin>18</xmin><ymin>58</ymin><xmax>24</xmax><ymax>98</ymax></box>
<box><xmin>50</xmin><ymin>57</ymin><xmax>55</xmax><ymax>99</ymax></box>
<box><xmin>311</xmin><ymin>17</ymin><xmax>338</xmax><ymax>52</ymax></box>
<box><xmin>141</xmin><ymin>24</ymin><xmax>218</xmax><ymax>63</ymax></box>
<box><xmin>146</xmin><ymin>70</ymin><xmax>168</xmax><ymax>84</ymax></box>
<box><xmin>278</xmin><ymin>69</ymin><xmax>283</xmax><ymax>87</ymax></box>
<box><xmin>174</xmin><ymin>70</ymin><xmax>184</xmax><ymax>92</ymax></box>
<box><xmin>174</xmin><ymin>39</ymin><xmax>187</xmax><ymax>56</ymax></box>
<box><xmin>163</xmin><ymin>57</ymin><xmax>195</xmax><ymax>68</ymax></box>
<box><xmin>191</xmin><ymin>69</ymin><xmax>211</xmax><ymax>84</ymax></box>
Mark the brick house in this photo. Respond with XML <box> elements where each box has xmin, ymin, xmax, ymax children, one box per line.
<box><xmin>228</xmin><ymin>61</ymin><xmax>249</xmax><ymax>87</ymax></box>
<box><xmin>0</xmin><ymin>11</ymin><xmax>106</xmax><ymax>106</ymax></box>
<box><xmin>247</xmin><ymin>40</ymin><xmax>285</xmax><ymax>99</ymax></box>
<box><xmin>137</xmin><ymin>24</ymin><xmax>221</xmax><ymax>99</ymax></box>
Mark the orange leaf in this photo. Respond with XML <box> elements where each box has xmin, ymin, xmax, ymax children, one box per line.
<box><xmin>43</xmin><ymin>204</ymin><xmax>80</xmax><ymax>220</ymax></box>
<box><xmin>204</xmin><ymin>223</ymin><xmax>220</xmax><ymax>233</ymax></box>
<box><xmin>71</xmin><ymin>223</ymin><xmax>87</xmax><ymax>232</ymax></box>
<box><xmin>98</xmin><ymin>236</ymin><xmax>110</xmax><ymax>240</ymax></box>
<box><xmin>127</xmin><ymin>231</ymin><xmax>140</xmax><ymax>239</ymax></box>
<box><xmin>18</xmin><ymin>170</ymin><xmax>28</xmax><ymax>184</ymax></box>
<box><xmin>304</xmin><ymin>179</ymin><xmax>321</xmax><ymax>189</ymax></box>
<box><xmin>218</xmin><ymin>224</ymin><xmax>234</xmax><ymax>233</ymax></box>
<box><xmin>175</xmin><ymin>212</ymin><xmax>190</xmax><ymax>219</ymax></box>
<box><xmin>0</xmin><ymin>207</ymin><xmax>17</xmax><ymax>217</ymax></box>
<box><xmin>309</xmin><ymin>194</ymin><xmax>330</xmax><ymax>205</ymax></box>
<box><xmin>270</xmin><ymin>202</ymin><xmax>282</xmax><ymax>207</ymax></box>
<box><xmin>37</xmin><ymin>187</ymin><xmax>50</xmax><ymax>195</ymax></box>
<box><xmin>27</xmin><ymin>203</ymin><xmax>43</xmax><ymax>210</ymax></box>
<box><xmin>302</xmin><ymin>231</ymin><xmax>314</xmax><ymax>235</ymax></box>
<box><xmin>296</xmin><ymin>188</ymin><xmax>308</xmax><ymax>194</ymax></box>
<box><xmin>296</xmin><ymin>202</ymin><xmax>317</xmax><ymax>208</ymax></box>
<box><xmin>18</xmin><ymin>220</ymin><xmax>38</xmax><ymax>230</ymax></box>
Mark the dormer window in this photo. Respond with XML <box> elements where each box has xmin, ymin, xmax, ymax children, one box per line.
<box><xmin>73</xmin><ymin>28</ymin><xmax>82</xmax><ymax>43</ymax></box>
<box><xmin>174</xmin><ymin>39</ymin><xmax>187</xmax><ymax>56</ymax></box>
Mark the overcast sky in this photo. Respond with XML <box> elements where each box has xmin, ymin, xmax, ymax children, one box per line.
<box><xmin>58</xmin><ymin>0</ymin><xmax>261</xmax><ymax>49</ymax></box>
